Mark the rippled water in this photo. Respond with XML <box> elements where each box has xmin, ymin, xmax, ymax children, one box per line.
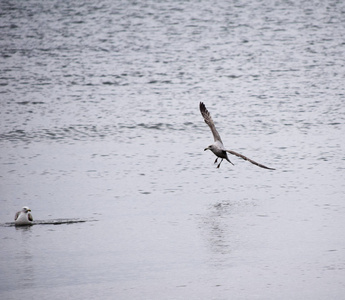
<box><xmin>1</xmin><ymin>0</ymin><xmax>345</xmax><ymax>299</ymax></box>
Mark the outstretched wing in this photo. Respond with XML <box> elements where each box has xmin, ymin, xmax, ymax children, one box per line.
<box><xmin>226</xmin><ymin>150</ymin><xmax>275</xmax><ymax>170</ymax></box>
<box><xmin>199</xmin><ymin>102</ymin><xmax>223</xmax><ymax>143</ymax></box>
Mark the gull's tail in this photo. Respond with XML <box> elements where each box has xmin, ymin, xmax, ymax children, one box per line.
<box><xmin>225</xmin><ymin>156</ymin><xmax>234</xmax><ymax>166</ymax></box>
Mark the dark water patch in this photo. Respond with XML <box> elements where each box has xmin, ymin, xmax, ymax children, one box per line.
<box><xmin>147</xmin><ymin>79</ymin><xmax>173</xmax><ymax>84</ymax></box>
<box><xmin>138</xmin><ymin>122</ymin><xmax>171</xmax><ymax>130</ymax></box>
<box><xmin>17</xmin><ymin>101</ymin><xmax>45</xmax><ymax>105</ymax></box>
<box><xmin>102</xmin><ymin>81</ymin><xmax>120</xmax><ymax>85</ymax></box>
<box><xmin>119</xmin><ymin>122</ymin><xmax>180</xmax><ymax>131</ymax></box>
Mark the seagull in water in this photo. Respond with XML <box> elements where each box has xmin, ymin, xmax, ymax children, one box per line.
<box><xmin>199</xmin><ymin>102</ymin><xmax>275</xmax><ymax>170</ymax></box>
<box><xmin>14</xmin><ymin>206</ymin><xmax>33</xmax><ymax>226</ymax></box>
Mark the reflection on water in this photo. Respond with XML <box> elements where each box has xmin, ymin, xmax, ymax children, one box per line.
<box><xmin>200</xmin><ymin>199</ymin><xmax>257</xmax><ymax>267</ymax></box>
<box><xmin>14</xmin><ymin>226</ymin><xmax>35</xmax><ymax>289</ymax></box>
<box><xmin>203</xmin><ymin>201</ymin><xmax>233</xmax><ymax>256</ymax></box>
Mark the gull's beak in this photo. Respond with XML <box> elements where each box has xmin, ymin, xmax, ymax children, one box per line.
<box><xmin>27</xmin><ymin>209</ymin><xmax>31</xmax><ymax>212</ymax></box>
<box><xmin>204</xmin><ymin>147</ymin><xmax>209</xmax><ymax>151</ymax></box>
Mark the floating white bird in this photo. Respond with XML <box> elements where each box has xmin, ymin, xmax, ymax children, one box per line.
<box><xmin>14</xmin><ymin>206</ymin><xmax>33</xmax><ymax>226</ymax></box>
<box><xmin>200</xmin><ymin>102</ymin><xmax>275</xmax><ymax>170</ymax></box>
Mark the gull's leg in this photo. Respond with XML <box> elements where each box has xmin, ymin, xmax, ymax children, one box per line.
<box><xmin>217</xmin><ymin>158</ymin><xmax>223</xmax><ymax>168</ymax></box>
<box><xmin>214</xmin><ymin>158</ymin><xmax>218</xmax><ymax>164</ymax></box>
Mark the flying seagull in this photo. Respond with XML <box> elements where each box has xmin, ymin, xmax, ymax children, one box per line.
<box><xmin>14</xmin><ymin>206</ymin><xmax>33</xmax><ymax>226</ymax></box>
<box><xmin>199</xmin><ymin>102</ymin><xmax>275</xmax><ymax>170</ymax></box>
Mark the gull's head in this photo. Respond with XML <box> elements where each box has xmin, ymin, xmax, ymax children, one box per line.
<box><xmin>204</xmin><ymin>145</ymin><xmax>213</xmax><ymax>151</ymax></box>
<box><xmin>22</xmin><ymin>206</ymin><xmax>31</xmax><ymax>213</ymax></box>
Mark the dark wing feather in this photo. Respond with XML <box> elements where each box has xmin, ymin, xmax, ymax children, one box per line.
<box><xmin>226</xmin><ymin>150</ymin><xmax>275</xmax><ymax>170</ymax></box>
<box><xmin>199</xmin><ymin>102</ymin><xmax>223</xmax><ymax>143</ymax></box>
<box><xmin>28</xmin><ymin>213</ymin><xmax>33</xmax><ymax>222</ymax></box>
<box><xmin>14</xmin><ymin>211</ymin><xmax>20</xmax><ymax>221</ymax></box>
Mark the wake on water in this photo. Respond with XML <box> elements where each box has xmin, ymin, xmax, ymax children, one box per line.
<box><xmin>2</xmin><ymin>219</ymin><xmax>97</xmax><ymax>227</ymax></box>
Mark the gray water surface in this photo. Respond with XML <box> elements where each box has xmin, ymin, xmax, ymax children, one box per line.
<box><xmin>1</xmin><ymin>0</ymin><xmax>345</xmax><ymax>299</ymax></box>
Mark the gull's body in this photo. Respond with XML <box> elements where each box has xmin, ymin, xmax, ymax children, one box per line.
<box><xmin>199</xmin><ymin>102</ymin><xmax>275</xmax><ymax>170</ymax></box>
<box><xmin>14</xmin><ymin>206</ymin><xmax>33</xmax><ymax>226</ymax></box>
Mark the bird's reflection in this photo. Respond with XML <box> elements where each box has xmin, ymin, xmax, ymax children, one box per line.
<box><xmin>14</xmin><ymin>226</ymin><xmax>35</xmax><ymax>288</ymax></box>
<box><xmin>200</xmin><ymin>200</ymin><xmax>234</xmax><ymax>267</ymax></box>
<box><xmin>200</xmin><ymin>198</ymin><xmax>258</xmax><ymax>269</ymax></box>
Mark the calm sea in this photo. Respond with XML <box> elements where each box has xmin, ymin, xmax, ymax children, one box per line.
<box><xmin>1</xmin><ymin>0</ymin><xmax>345</xmax><ymax>299</ymax></box>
